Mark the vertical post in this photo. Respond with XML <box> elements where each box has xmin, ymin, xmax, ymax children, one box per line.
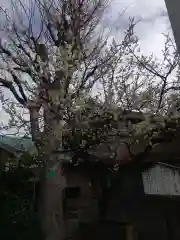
<box><xmin>165</xmin><ymin>0</ymin><xmax>180</xmax><ymax>54</ymax></box>
<box><xmin>126</xmin><ymin>225</ymin><xmax>135</xmax><ymax>240</ymax></box>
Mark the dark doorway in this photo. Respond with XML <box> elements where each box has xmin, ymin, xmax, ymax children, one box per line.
<box><xmin>62</xmin><ymin>187</ymin><xmax>81</xmax><ymax>220</ymax></box>
<box><xmin>166</xmin><ymin>216</ymin><xmax>180</xmax><ymax>240</ymax></box>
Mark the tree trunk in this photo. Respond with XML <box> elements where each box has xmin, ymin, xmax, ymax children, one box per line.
<box><xmin>30</xmin><ymin>99</ymin><xmax>66</xmax><ymax>240</ymax></box>
<box><xmin>40</xmin><ymin>160</ymin><xmax>66</xmax><ymax>240</ymax></box>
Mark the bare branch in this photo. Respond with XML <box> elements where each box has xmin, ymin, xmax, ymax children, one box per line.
<box><xmin>0</xmin><ymin>78</ymin><xmax>25</xmax><ymax>105</ymax></box>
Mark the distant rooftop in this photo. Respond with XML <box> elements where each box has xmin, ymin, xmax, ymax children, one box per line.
<box><xmin>0</xmin><ymin>135</ymin><xmax>35</xmax><ymax>154</ymax></box>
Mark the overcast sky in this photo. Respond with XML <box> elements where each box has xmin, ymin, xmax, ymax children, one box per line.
<box><xmin>0</xmin><ymin>0</ymin><xmax>173</xmax><ymax>56</ymax></box>
<box><xmin>0</xmin><ymin>0</ymin><xmax>175</xmax><ymax>127</ymax></box>
<box><xmin>106</xmin><ymin>0</ymin><xmax>172</xmax><ymax>56</ymax></box>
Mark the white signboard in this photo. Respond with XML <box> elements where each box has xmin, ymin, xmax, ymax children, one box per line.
<box><xmin>142</xmin><ymin>164</ymin><xmax>180</xmax><ymax>196</ymax></box>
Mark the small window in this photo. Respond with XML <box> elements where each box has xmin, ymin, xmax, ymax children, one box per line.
<box><xmin>65</xmin><ymin>187</ymin><xmax>80</xmax><ymax>199</ymax></box>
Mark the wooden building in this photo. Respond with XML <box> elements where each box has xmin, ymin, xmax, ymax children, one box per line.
<box><xmin>103</xmin><ymin>160</ymin><xmax>180</xmax><ymax>240</ymax></box>
<box><xmin>61</xmin><ymin>161</ymin><xmax>111</xmax><ymax>239</ymax></box>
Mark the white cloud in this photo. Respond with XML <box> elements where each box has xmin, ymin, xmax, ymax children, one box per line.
<box><xmin>0</xmin><ymin>0</ymin><xmax>173</xmax><ymax>56</ymax></box>
<box><xmin>107</xmin><ymin>0</ymin><xmax>173</xmax><ymax>56</ymax></box>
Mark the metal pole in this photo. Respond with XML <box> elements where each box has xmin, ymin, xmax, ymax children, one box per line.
<box><xmin>165</xmin><ymin>0</ymin><xmax>180</xmax><ymax>54</ymax></box>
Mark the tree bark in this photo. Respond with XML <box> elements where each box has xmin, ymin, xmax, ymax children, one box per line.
<box><xmin>29</xmin><ymin>88</ymin><xmax>67</xmax><ymax>240</ymax></box>
<box><xmin>34</xmin><ymin>107</ymin><xmax>66</xmax><ymax>240</ymax></box>
<box><xmin>40</xmin><ymin>160</ymin><xmax>66</xmax><ymax>240</ymax></box>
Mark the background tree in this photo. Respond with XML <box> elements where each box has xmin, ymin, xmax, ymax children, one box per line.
<box><xmin>0</xmin><ymin>152</ymin><xmax>43</xmax><ymax>240</ymax></box>
<box><xmin>100</xmin><ymin>30</ymin><xmax>180</xmax><ymax>115</ymax></box>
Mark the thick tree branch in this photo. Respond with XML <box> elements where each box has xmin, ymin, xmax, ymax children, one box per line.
<box><xmin>0</xmin><ymin>41</ymin><xmax>27</xmax><ymax>68</ymax></box>
<box><xmin>0</xmin><ymin>78</ymin><xmax>25</xmax><ymax>105</ymax></box>
<box><xmin>10</xmin><ymin>71</ymin><xmax>27</xmax><ymax>102</ymax></box>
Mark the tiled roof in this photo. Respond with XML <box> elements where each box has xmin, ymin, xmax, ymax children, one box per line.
<box><xmin>0</xmin><ymin>135</ymin><xmax>36</xmax><ymax>154</ymax></box>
